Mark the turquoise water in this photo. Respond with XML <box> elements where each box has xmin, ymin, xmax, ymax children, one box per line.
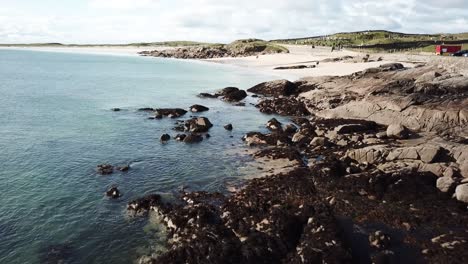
<box><xmin>0</xmin><ymin>50</ymin><xmax>278</xmax><ymax>263</ymax></box>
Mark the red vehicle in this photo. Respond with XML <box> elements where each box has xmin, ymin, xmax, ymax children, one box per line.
<box><xmin>436</xmin><ymin>45</ymin><xmax>462</xmax><ymax>55</ymax></box>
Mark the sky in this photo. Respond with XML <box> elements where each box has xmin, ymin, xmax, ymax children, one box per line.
<box><xmin>0</xmin><ymin>0</ymin><xmax>466</xmax><ymax>44</ymax></box>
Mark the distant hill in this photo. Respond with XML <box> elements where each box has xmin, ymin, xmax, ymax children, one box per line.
<box><xmin>271</xmin><ymin>30</ymin><xmax>468</xmax><ymax>52</ymax></box>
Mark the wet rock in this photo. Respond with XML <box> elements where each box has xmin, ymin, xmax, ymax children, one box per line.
<box><xmin>266</xmin><ymin>118</ymin><xmax>282</xmax><ymax>131</ymax></box>
<box><xmin>111</xmin><ymin>108</ymin><xmax>121</xmax><ymax>112</ymax></box>
<box><xmin>160</xmin><ymin>134</ymin><xmax>171</xmax><ymax>142</ymax></box>
<box><xmin>106</xmin><ymin>186</ymin><xmax>121</xmax><ymax>199</ymax></box>
<box><xmin>96</xmin><ymin>164</ymin><xmax>113</xmax><ymax>175</ymax></box>
<box><xmin>386</xmin><ymin>124</ymin><xmax>409</xmax><ymax>139</ymax></box>
<box><xmin>185</xmin><ymin>117</ymin><xmax>213</xmax><ymax>133</ymax></box>
<box><xmin>224</xmin><ymin>124</ymin><xmax>233</xmax><ymax>131</ymax></box>
<box><xmin>138</xmin><ymin>107</ymin><xmax>154</xmax><ymax>111</ymax></box>
<box><xmin>116</xmin><ymin>165</ymin><xmax>130</xmax><ymax>172</ymax></box>
<box><xmin>127</xmin><ymin>194</ymin><xmax>162</xmax><ymax>213</ymax></box>
<box><xmin>248</xmin><ymin>79</ymin><xmax>298</xmax><ymax>97</ymax></box>
<box><xmin>183</xmin><ymin>133</ymin><xmax>204</xmax><ymax>144</ymax></box>
<box><xmin>175</xmin><ymin>134</ymin><xmax>187</xmax><ymax>141</ymax></box>
<box><xmin>198</xmin><ymin>92</ymin><xmax>219</xmax><ymax>98</ymax></box>
<box><xmin>155</xmin><ymin>108</ymin><xmax>188</xmax><ymax>118</ymax></box>
<box><xmin>205</xmin><ymin>134</ymin><xmax>211</xmax><ymax>138</ymax></box>
<box><xmin>454</xmin><ymin>184</ymin><xmax>468</xmax><ymax>203</ymax></box>
<box><xmin>369</xmin><ymin>231</ymin><xmax>392</xmax><ymax>249</ymax></box>
<box><xmin>437</xmin><ymin>176</ymin><xmax>457</xmax><ymax>193</ymax></box>
<box><xmin>222</xmin><ymin>89</ymin><xmax>247</xmax><ymax>102</ymax></box>
<box><xmin>190</xmin><ymin>104</ymin><xmax>210</xmax><ymax>112</ymax></box>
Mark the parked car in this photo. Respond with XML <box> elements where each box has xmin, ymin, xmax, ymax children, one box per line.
<box><xmin>451</xmin><ymin>50</ymin><xmax>468</xmax><ymax>57</ymax></box>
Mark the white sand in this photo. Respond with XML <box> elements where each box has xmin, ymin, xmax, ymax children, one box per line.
<box><xmin>4</xmin><ymin>44</ymin><xmax>465</xmax><ymax>79</ymax></box>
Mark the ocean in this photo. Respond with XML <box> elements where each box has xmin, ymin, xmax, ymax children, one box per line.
<box><xmin>0</xmin><ymin>49</ymin><xmax>279</xmax><ymax>263</ymax></box>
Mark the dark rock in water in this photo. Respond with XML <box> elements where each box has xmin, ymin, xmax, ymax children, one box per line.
<box><xmin>234</xmin><ymin>102</ymin><xmax>246</xmax><ymax>106</ymax></box>
<box><xmin>184</xmin><ymin>117</ymin><xmax>213</xmax><ymax>133</ymax></box>
<box><xmin>155</xmin><ymin>108</ymin><xmax>188</xmax><ymax>118</ymax></box>
<box><xmin>198</xmin><ymin>93</ymin><xmax>219</xmax><ymax>98</ymax></box>
<box><xmin>216</xmin><ymin>87</ymin><xmax>240</xmax><ymax>96</ymax></box>
<box><xmin>39</xmin><ymin>243</ymin><xmax>73</xmax><ymax>264</ymax></box>
<box><xmin>127</xmin><ymin>194</ymin><xmax>162</xmax><ymax>213</ymax></box>
<box><xmin>116</xmin><ymin>165</ymin><xmax>130</xmax><ymax>172</ymax></box>
<box><xmin>223</xmin><ymin>89</ymin><xmax>248</xmax><ymax>102</ymax></box>
<box><xmin>251</xmin><ymin>94</ymin><xmax>259</xmax><ymax>98</ymax></box>
<box><xmin>160</xmin><ymin>134</ymin><xmax>171</xmax><ymax>142</ymax></box>
<box><xmin>190</xmin><ymin>104</ymin><xmax>210</xmax><ymax>113</ymax></box>
<box><xmin>205</xmin><ymin>134</ymin><xmax>211</xmax><ymax>138</ymax></box>
<box><xmin>183</xmin><ymin>134</ymin><xmax>204</xmax><ymax>144</ymax></box>
<box><xmin>96</xmin><ymin>164</ymin><xmax>113</xmax><ymax>175</ymax></box>
<box><xmin>224</xmin><ymin>124</ymin><xmax>233</xmax><ymax>131</ymax></box>
<box><xmin>256</xmin><ymin>97</ymin><xmax>310</xmax><ymax>116</ymax></box>
<box><xmin>266</xmin><ymin>118</ymin><xmax>282</xmax><ymax>131</ymax></box>
<box><xmin>138</xmin><ymin>107</ymin><xmax>154</xmax><ymax>112</ymax></box>
<box><xmin>155</xmin><ymin>114</ymin><xmax>163</xmax><ymax>119</ymax></box>
<box><xmin>111</xmin><ymin>108</ymin><xmax>121</xmax><ymax>112</ymax></box>
<box><xmin>248</xmin><ymin>79</ymin><xmax>298</xmax><ymax>97</ymax></box>
<box><xmin>175</xmin><ymin>134</ymin><xmax>187</xmax><ymax>141</ymax></box>
<box><xmin>106</xmin><ymin>186</ymin><xmax>121</xmax><ymax>199</ymax></box>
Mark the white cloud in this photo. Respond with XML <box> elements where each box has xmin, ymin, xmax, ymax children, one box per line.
<box><xmin>0</xmin><ymin>0</ymin><xmax>466</xmax><ymax>44</ymax></box>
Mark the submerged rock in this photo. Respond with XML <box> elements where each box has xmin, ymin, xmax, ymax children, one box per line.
<box><xmin>106</xmin><ymin>186</ymin><xmax>121</xmax><ymax>199</ymax></box>
<box><xmin>97</xmin><ymin>164</ymin><xmax>113</xmax><ymax>175</ymax></box>
<box><xmin>224</xmin><ymin>124</ymin><xmax>233</xmax><ymax>131</ymax></box>
<box><xmin>155</xmin><ymin>108</ymin><xmax>188</xmax><ymax>118</ymax></box>
<box><xmin>160</xmin><ymin>134</ymin><xmax>171</xmax><ymax>142</ymax></box>
<box><xmin>116</xmin><ymin>165</ymin><xmax>130</xmax><ymax>172</ymax></box>
<box><xmin>127</xmin><ymin>194</ymin><xmax>162</xmax><ymax>213</ymax></box>
<box><xmin>183</xmin><ymin>134</ymin><xmax>204</xmax><ymax>144</ymax></box>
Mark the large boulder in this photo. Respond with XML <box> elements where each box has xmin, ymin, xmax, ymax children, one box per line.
<box><xmin>248</xmin><ymin>79</ymin><xmax>298</xmax><ymax>97</ymax></box>
<box><xmin>185</xmin><ymin>117</ymin><xmax>213</xmax><ymax>133</ymax></box>
<box><xmin>454</xmin><ymin>184</ymin><xmax>468</xmax><ymax>203</ymax></box>
<box><xmin>386</xmin><ymin>124</ymin><xmax>409</xmax><ymax>139</ymax></box>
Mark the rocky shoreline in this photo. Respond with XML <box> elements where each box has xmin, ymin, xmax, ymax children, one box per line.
<box><xmin>115</xmin><ymin>62</ymin><xmax>467</xmax><ymax>263</ymax></box>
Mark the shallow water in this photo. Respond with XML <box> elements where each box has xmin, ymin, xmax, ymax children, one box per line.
<box><xmin>0</xmin><ymin>50</ymin><xmax>282</xmax><ymax>263</ymax></box>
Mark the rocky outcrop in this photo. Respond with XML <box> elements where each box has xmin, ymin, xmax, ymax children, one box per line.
<box><xmin>183</xmin><ymin>133</ymin><xmax>204</xmax><ymax>144</ymax></box>
<box><xmin>256</xmin><ymin>97</ymin><xmax>310</xmax><ymax>116</ymax></box>
<box><xmin>248</xmin><ymin>79</ymin><xmax>298</xmax><ymax>97</ymax></box>
<box><xmin>184</xmin><ymin>117</ymin><xmax>213</xmax><ymax>133</ymax></box>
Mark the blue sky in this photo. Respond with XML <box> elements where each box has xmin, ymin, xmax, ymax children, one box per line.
<box><xmin>0</xmin><ymin>0</ymin><xmax>466</xmax><ymax>44</ymax></box>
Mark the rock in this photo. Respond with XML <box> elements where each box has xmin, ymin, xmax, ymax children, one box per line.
<box><xmin>155</xmin><ymin>108</ymin><xmax>188</xmax><ymax>118</ymax></box>
<box><xmin>266</xmin><ymin>118</ymin><xmax>282</xmax><ymax>131</ymax></box>
<box><xmin>138</xmin><ymin>107</ymin><xmax>154</xmax><ymax>111</ymax></box>
<box><xmin>292</xmin><ymin>131</ymin><xmax>308</xmax><ymax>144</ymax></box>
<box><xmin>116</xmin><ymin>165</ymin><xmax>130</xmax><ymax>172</ymax></box>
<box><xmin>111</xmin><ymin>108</ymin><xmax>121</xmax><ymax>112</ymax></box>
<box><xmin>454</xmin><ymin>184</ymin><xmax>468</xmax><ymax>203</ymax></box>
<box><xmin>248</xmin><ymin>79</ymin><xmax>298</xmax><ymax>97</ymax></box>
<box><xmin>418</xmin><ymin>146</ymin><xmax>442</xmax><ymax>163</ymax></box>
<box><xmin>284</xmin><ymin>124</ymin><xmax>298</xmax><ymax>134</ymax></box>
<box><xmin>369</xmin><ymin>230</ymin><xmax>391</xmax><ymax>249</ymax></box>
<box><xmin>224</xmin><ymin>124</ymin><xmax>233</xmax><ymax>131</ymax></box>
<box><xmin>175</xmin><ymin>134</ymin><xmax>187</xmax><ymax>141</ymax></box>
<box><xmin>256</xmin><ymin>97</ymin><xmax>310</xmax><ymax>116</ymax></box>
<box><xmin>310</xmin><ymin>137</ymin><xmax>328</xmax><ymax>147</ymax></box>
<box><xmin>223</xmin><ymin>89</ymin><xmax>247</xmax><ymax>102</ymax></box>
<box><xmin>97</xmin><ymin>164</ymin><xmax>113</xmax><ymax>175</ymax></box>
<box><xmin>198</xmin><ymin>93</ymin><xmax>219</xmax><ymax>98</ymax></box>
<box><xmin>185</xmin><ymin>117</ymin><xmax>213</xmax><ymax>133</ymax></box>
<box><xmin>461</xmin><ymin>162</ymin><xmax>468</xmax><ymax>178</ymax></box>
<box><xmin>386</xmin><ymin>123</ymin><xmax>409</xmax><ymax>139</ymax></box>
<box><xmin>106</xmin><ymin>186</ymin><xmax>121</xmax><ymax>199</ymax></box>
<box><xmin>334</xmin><ymin>124</ymin><xmax>372</xmax><ymax>134</ymax></box>
<box><xmin>190</xmin><ymin>104</ymin><xmax>209</xmax><ymax>112</ymax></box>
<box><xmin>376</xmin><ymin>132</ymin><xmax>388</xmax><ymax>139</ymax></box>
<box><xmin>243</xmin><ymin>132</ymin><xmax>272</xmax><ymax>146</ymax></box>
<box><xmin>205</xmin><ymin>134</ymin><xmax>211</xmax><ymax>138</ymax></box>
<box><xmin>160</xmin><ymin>134</ymin><xmax>171</xmax><ymax>142</ymax></box>
<box><xmin>437</xmin><ymin>176</ymin><xmax>457</xmax><ymax>193</ymax></box>
<box><xmin>183</xmin><ymin>134</ymin><xmax>204</xmax><ymax>144</ymax></box>
<box><xmin>127</xmin><ymin>194</ymin><xmax>162</xmax><ymax>212</ymax></box>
